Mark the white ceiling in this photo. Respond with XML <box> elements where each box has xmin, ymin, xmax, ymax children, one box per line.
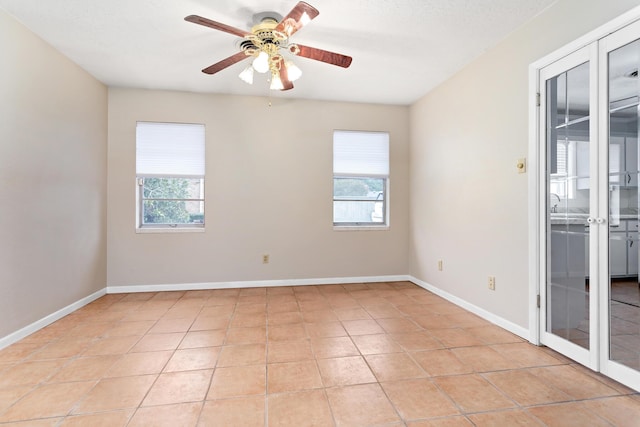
<box><xmin>0</xmin><ymin>0</ymin><xmax>558</xmax><ymax>105</ymax></box>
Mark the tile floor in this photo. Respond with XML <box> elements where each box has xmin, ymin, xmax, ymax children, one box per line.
<box><xmin>555</xmin><ymin>280</ymin><xmax>640</xmax><ymax>370</ymax></box>
<box><xmin>610</xmin><ymin>281</ymin><xmax>640</xmax><ymax>370</ymax></box>
<box><xmin>0</xmin><ymin>281</ymin><xmax>639</xmax><ymax>426</ymax></box>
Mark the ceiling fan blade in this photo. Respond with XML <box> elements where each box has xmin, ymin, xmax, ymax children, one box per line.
<box><xmin>295</xmin><ymin>44</ymin><xmax>352</xmax><ymax>68</ymax></box>
<box><xmin>275</xmin><ymin>2</ymin><xmax>319</xmax><ymax>37</ymax></box>
<box><xmin>278</xmin><ymin>59</ymin><xmax>294</xmax><ymax>91</ymax></box>
<box><xmin>185</xmin><ymin>15</ymin><xmax>251</xmax><ymax>38</ymax></box>
<box><xmin>202</xmin><ymin>51</ymin><xmax>248</xmax><ymax>75</ymax></box>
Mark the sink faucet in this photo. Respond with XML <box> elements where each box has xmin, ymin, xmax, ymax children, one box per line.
<box><xmin>550</xmin><ymin>193</ymin><xmax>561</xmax><ymax>213</ymax></box>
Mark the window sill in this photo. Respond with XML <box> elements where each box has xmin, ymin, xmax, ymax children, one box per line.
<box><xmin>333</xmin><ymin>225</ymin><xmax>389</xmax><ymax>231</ymax></box>
<box><xmin>136</xmin><ymin>227</ymin><xmax>205</xmax><ymax>234</ymax></box>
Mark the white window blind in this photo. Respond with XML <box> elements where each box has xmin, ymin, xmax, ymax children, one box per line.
<box><xmin>136</xmin><ymin>122</ymin><xmax>205</xmax><ymax>177</ymax></box>
<box><xmin>556</xmin><ymin>140</ymin><xmax>567</xmax><ymax>175</ymax></box>
<box><xmin>333</xmin><ymin>131</ymin><xmax>389</xmax><ymax>176</ymax></box>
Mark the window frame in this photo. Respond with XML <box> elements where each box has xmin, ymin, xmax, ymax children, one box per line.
<box><xmin>135</xmin><ymin>121</ymin><xmax>205</xmax><ymax>232</ymax></box>
<box><xmin>332</xmin><ymin>130</ymin><xmax>390</xmax><ymax>229</ymax></box>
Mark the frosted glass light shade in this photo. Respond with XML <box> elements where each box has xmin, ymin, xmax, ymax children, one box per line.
<box><xmin>238</xmin><ymin>65</ymin><xmax>254</xmax><ymax>84</ymax></box>
<box><xmin>252</xmin><ymin>51</ymin><xmax>270</xmax><ymax>73</ymax></box>
<box><xmin>270</xmin><ymin>72</ymin><xmax>284</xmax><ymax>90</ymax></box>
<box><xmin>285</xmin><ymin>61</ymin><xmax>302</xmax><ymax>81</ymax></box>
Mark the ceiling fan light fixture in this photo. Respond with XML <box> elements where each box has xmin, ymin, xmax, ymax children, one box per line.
<box><xmin>253</xmin><ymin>51</ymin><xmax>270</xmax><ymax>73</ymax></box>
<box><xmin>270</xmin><ymin>71</ymin><xmax>284</xmax><ymax>90</ymax></box>
<box><xmin>285</xmin><ymin>60</ymin><xmax>302</xmax><ymax>81</ymax></box>
<box><xmin>186</xmin><ymin>2</ymin><xmax>352</xmax><ymax>92</ymax></box>
<box><xmin>238</xmin><ymin>65</ymin><xmax>254</xmax><ymax>84</ymax></box>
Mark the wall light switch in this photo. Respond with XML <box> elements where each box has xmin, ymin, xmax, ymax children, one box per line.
<box><xmin>517</xmin><ymin>158</ymin><xmax>527</xmax><ymax>174</ymax></box>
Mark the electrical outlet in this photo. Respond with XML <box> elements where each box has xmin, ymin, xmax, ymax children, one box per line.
<box><xmin>262</xmin><ymin>254</ymin><xmax>270</xmax><ymax>264</ymax></box>
<box><xmin>438</xmin><ymin>260</ymin><xmax>443</xmax><ymax>271</ymax></box>
<box><xmin>488</xmin><ymin>276</ymin><xmax>496</xmax><ymax>290</ymax></box>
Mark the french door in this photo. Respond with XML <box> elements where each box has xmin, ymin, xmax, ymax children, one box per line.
<box><xmin>540</xmin><ymin>43</ymin><xmax>599</xmax><ymax>369</ymax></box>
<box><xmin>539</xmin><ymin>20</ymin><xmax>640</xmax><ymax>391</ymax></box>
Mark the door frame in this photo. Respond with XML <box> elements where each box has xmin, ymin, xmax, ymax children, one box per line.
<box><xmin>529</xmin><ymin>5</ymin><xmax>640</xmax><ymax>389</ymax></box>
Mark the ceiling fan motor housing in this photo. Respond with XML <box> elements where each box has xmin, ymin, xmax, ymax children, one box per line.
<box><xmin>239</xmin><ymin>16</ymin><xmax>291</xmax><ymax>70</ymax></box>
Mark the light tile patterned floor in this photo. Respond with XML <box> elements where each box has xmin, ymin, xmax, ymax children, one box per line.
<box><xmin>610</xmin><ymin>281</ymin><xmax>640</xmax><ymax>370</ymax></box>
<box><xmin>0</xmin><ymin>282</ymin><xmax>639</xmax><ymax>426</ymax></box>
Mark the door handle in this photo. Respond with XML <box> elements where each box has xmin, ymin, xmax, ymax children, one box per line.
<box><xmin>587</xmin><ymin>217</ymin><xmax>607</xmax><ymax>224</ymax></box>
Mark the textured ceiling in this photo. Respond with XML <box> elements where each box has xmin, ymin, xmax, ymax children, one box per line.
<box><xmin>0</xmin><ymin>0</ymin><xmax>557</xmax><ymax>105</ymax></box>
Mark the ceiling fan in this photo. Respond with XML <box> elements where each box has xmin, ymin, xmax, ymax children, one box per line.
<box><xmin>185</xmin><ymin>1</ymin><xmax>352</xmax><ymax>91</ymax></box>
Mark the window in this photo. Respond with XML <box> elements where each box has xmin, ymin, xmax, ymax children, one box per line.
<box><xmin>549</xmin><ymin>139</ymin><xmax>573</xmax><ymax>199</ymax></box>
<box><xmin>550</xmin><ymin>138</ymin><xmax>597</xmax><ymax>199</ymax></box>
<box><xmin>136</xmin><ymin>122</ymin><xmax>205</xmax><ymax>229</ymax></box>
<box><xmin>333</xmin><ymin>130</ymin><xmax>389</xmax><ymax>227</ymax></box>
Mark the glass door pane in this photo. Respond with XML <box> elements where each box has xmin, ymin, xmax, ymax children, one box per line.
<box><xmin>546</xmin><ymin>60</ymin><xmax>591</xmax><ymax>350</ymax></box>
<box><xmin>608</xmin><ymin>38</ymin><xmax>640</xmax><ymax>371</ymax></box>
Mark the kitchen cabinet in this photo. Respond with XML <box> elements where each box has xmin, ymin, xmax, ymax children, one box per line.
<box><xmin>628</xmin><ymin>220</ymin><xmax>639</xmax><ymax>276</ymax></box>
<box><xmin>578</xmin><ymin>136</ymin><xmax>637</xmax><ymax>190</ymax></box>
<box><xmin>610</xmin><ymin>223</ymin><xmax>628</xmax><ymax>276</ymax></box>
<box><xmin>549</xmin><ymin>223</ymin><xmax>587</xmax><ymax>280</ymax></box>
<box><xmin>610</xmin><ymin>95</ymin><xmax>638</xmax><ymax>188</ymax></box>
<box><xmin>609</xmin><ymin>219</ymin><xmax>638</xmax><ymax>277</ymax></box>
<box><xmin>625</xmin><ymin>137</ymin><xmax>638</xmax><ymax>187</ymax></box>
<box><xmin>608</xmin><ymin>136</ymin><xmax>638</xmax><ymax>188</ymax></box>
<box><xmin>549</xmin><ymin>222</ymin><xmax>588</xmax><ymax>330</ymax></box>
<box><xmin>628</xmin><ymin>233</ymin><xmax>638</xmax><ymax>275</ymax></box>
<box><xmin>550</xmin><ymin>219</ymin><xmax>638</xmax><ymax>279</ymax></box>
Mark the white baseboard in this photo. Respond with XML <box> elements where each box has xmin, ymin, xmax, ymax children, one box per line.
<box><xmin>409</xmin><ymin>276</ymin><xmax>531</xmax><ymax>341</ymax></box>
<box><xmin>1</xmin><ymin>274</ymin><xmax>531</xmax><ymax>351</ymax></box>
<box><xmin>0</xmin><ymin>288</ymin><xmax>106</xmax><ymax>351</ymax></box>
<box><xmin>106</xmin><ymin>275</ymin><xmax>413</xmax><ymax>294</ymax></box>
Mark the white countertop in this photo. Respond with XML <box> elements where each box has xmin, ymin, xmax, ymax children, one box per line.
<box><xmin>550</xmin><ymin>213</ymin><xmax>638</xmax><ymax>225</ymax></box>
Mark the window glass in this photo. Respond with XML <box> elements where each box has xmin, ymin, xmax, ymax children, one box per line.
<box><xmin>141</xmin><ymin>177</ymin><xmax>204</xmax><ymax>225</ymax></box>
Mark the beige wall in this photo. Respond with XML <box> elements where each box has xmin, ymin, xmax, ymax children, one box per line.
<box><xmin>409</xmin><ymin>0</ymin><xmax>640</xmax><ymax>329</ymax></box>
<box><xmin>107</xmin><ymin>89</ymin><xmax>409</xmax><ymax>287</ymax></box>
<box><xmin>0</xmin><ymin>9</ymin><xmax>107</xmax><ymax>338</ymax></box>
